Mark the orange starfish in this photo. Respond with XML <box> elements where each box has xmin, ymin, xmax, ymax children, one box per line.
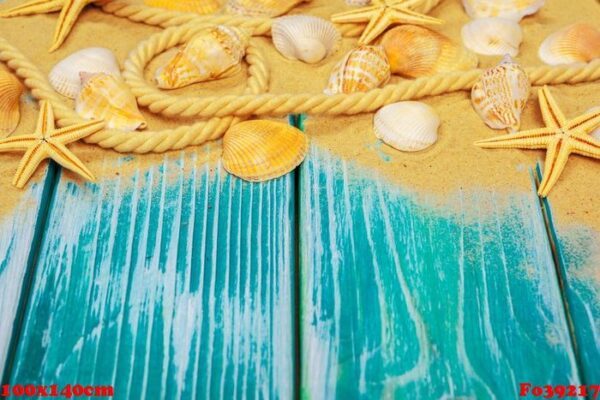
<box><xmin>0</xmin><ymin>101</ymin><xmax>104</xmax><ymax>188</ymax></box>
<box><xmin>331</xmin><ymin>0</ymin><xmax>443</xmax><ymax>45</ymax></box>
<box><xmin>476</xmin><ymin>86</ymin><xmax>600</xmax><ymax>197</ymax></box>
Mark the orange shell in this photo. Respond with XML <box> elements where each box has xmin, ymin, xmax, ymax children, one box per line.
<box><xmin>0</xmin><ymin>71</ymin><xmax>23</xmax><ymax>138</ymax></box>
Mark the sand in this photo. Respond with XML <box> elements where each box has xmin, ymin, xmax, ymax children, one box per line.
<box><xmin>0</xmin><ymin>0</ymin><xmax>599</xmax><ymax>238</ymax></box>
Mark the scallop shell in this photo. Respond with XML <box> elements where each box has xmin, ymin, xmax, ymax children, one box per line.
<box><xmin>222</xmin><ymin>120</ymin><xmax>308</xmax><ymax>181</ymax></box>
<box><xmin>75</xmin><ymin>73</ymin><xmax>147</xmax><ymax>131</ymax></box>
<box><xmin>538</xmin><ymin>23</ymin><xmax>600</xmax><ymax>65</ymax></box>
<box><xmin>0</xmin><ymin>71</ymin><xmax>23</xmax><ymax>138</ymax></box>
<box><xmin>374</xmin><ymin>102</ymin><xmax>440</xmax><ymax>152</ymax></box>
<box><xmin>144</xmin><ymin>0</ymin><xmax>222</xmax><ymax>14</ymax></box>
<box><xmin>49</xmin><ymin>47</ymin><xmax>121</xmax><ymax>99</ymax></box>
<box><xmin>225</xmin><ymin>0</ymin><xmax>309</xmax><ymax>17</ymax></box>
<box><xmin>471</xmin><ymin>55</ymin><xmax>530</xmax><ymax>132</ymax></box>
<box><xmin>462</xmin><ymin>0</ymin><xmax>544</xmax><ymax>21</ymax></box>
<box><xmin>155</xmin><ymin>25</ymin><xmax>248</xmax><ymax>90</ymax></box>
<box><xmin>324</xmin><ymin>45</ymin><xmax>390</xmax><ymax>95</ymax></box>
<box><xmin>461</xmin><ymin>18</ymin><xmax>523</xmax><ymax>57</ymax></box>
<box><xmin>381</xmin><ymin>26</ymin><xmax>478</xmax><ymax>78</ymax></box>
<box><xmin>272</xmin><ymin>16</ymin><xmax>341</xmax><ymax>64</ymax></box>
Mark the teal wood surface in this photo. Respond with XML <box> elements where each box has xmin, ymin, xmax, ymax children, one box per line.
<box><xmin>7</xmin><ymin>149</ymin><xmax>296</xmax><ymax>399</ymax></box>
<box><xmin>299</xmin><ymin>147</ymin><xmax>582</xmax><ymax>399</ymax></box>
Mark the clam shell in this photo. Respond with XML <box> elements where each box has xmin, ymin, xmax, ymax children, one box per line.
<box><xmin>538</xmin><ymin>23</ymin><xmax>600</xmax><ymax>65</ymax></box>
<box><xmin>461</xmin><ymin>18</ymin><xmax>523</xmax><ymax>57</ymax></box>
<box><xmin>144</xmin><ymin>0</ymin><xmax>222</xmax><ymax>14</ymax></box>
<box><xmin>0</xmin><ymin>71</ymin><xmax>23</xmax><ymax>138</ymax></box>
<box><xmin>471</xmin><ymin>55</ymin><xmax>531</xmax><ymax>132</ymax></box>
<box><xmin>49</xmin><ymin>47</ymin><xmax>120</xmax><ymax>99</ymax></box>
<box><xmin>225</xmin><ymin>0</ymin><xmax>309</xmax><ymax>17</ymax></box>
<box><xmin>382</xmin><ymin>25</ymin><xmax>478</xmax><ymax>78</ymax></box>
<box><xmin>75</xmin><ymin>73</ymin><xmax>147</xmax><ymax>131</ymax></box>
<box><xmin>272</xmin><ymin>16</ymin><xmax>341</xmax><ymax>64</ymax></box>
<box><xmin>155</xmin><ymin>25</ymin><xmax>248</xmax><ymax>90</ymax></box>
<box><xmin>374</xmin><ymin>102</ymin><xmax>440</xmax><ymax>152</ymax></box>
<box><xmin>324</xmin><ymin>45</ymin><xmax>390</xmax><ymax>95</ymax></box>
<box><xmin>222</xmin><ymin>120</ymin><xmax>308</xmax><ymax>181</ymax></box>
<box><xmin>462</xmin><ymin>0</ymin><xmax>544</xmax><ymax>21</ymax></box>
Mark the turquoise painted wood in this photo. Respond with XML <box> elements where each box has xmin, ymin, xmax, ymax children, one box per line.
<box><xmin>7</xmin><ymin>149</ymin><xmax>296</xmax><ymax>399</ymax></box>
<box><xmin>0</xmin><ymin>164</ymin><xmax>55</xmax><ymax>380</ymax></box>
<box><xmin>299</xmin><ymin>147</ymin><xmax>582</xmax><ymax>399</ymax></box>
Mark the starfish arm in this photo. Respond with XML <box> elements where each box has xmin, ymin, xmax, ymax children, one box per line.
<box><xmin>0</xmin><ymin>0</ymin><xmax>63</xmax><ymax>18</ymax></box>
<box><xmin>50</xmin><ymin>119</ymin><xmax>105</xmax><ymax>144</ymax></box>
<box><xmin>331</xmin><ymin>6</ymin><xmax>379</xmax><ymax>23</ymax></box>
<box><xmin>357</xmin><ymin>9</ymin><xmax>391</xmax><ymax>44</ymax></box>
<box><xmin>474</xmin><ymin>127</ymin><xmax>555</xmax><ymax>149</ymax></box>
<box><xmin>0</xmin><ymin>135</ymin><xmax>40</xmax><ymax>152</ymax></box>
<box><xmin>539</xmin><ymin>86</ymin><xmax>568</xmax><ymax>129</ymax></box>
<box><xmin>567</xmin><ymin>109</ymin><xmax>600</xmax><ymax>135</ymax></box>
<box><xmin>538</xmin><ymin>138</ymin><xmax>572</xmax><ymax>197</ymax></box>
<box><xmin>37</xmin><ymin>100</ymin><xmax>55</xmax><ymax>136</ymax></box>
<box><xmin>389</xmin><ymin>7</ymin><xmax>444</xmax><ymax>25</ymax></box>
<box><xmin>12</xmin><ymin>143</ymin><xmax>48</xmax><ymax>189</ymax></box>
<box><xmin>49</xmin><ymin>0</ymin><xmax>92</xmax><ymax>52</ymax></box>
<box><xmin>45</xmin><ymin>141</ymin><xmax>95</xmax><ymax>182</ymax></box>
<box><xmin>570</xmin><ymin>135</ymin><xmax>600</xmax><ymax>159</ymax></box>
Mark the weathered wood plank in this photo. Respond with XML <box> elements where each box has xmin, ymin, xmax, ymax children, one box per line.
<box><xmin>299</xmin><ymin>147</ymin><xmax>581</xmax><ymax>399</ymax></box>
<box><xmin>7</xmin><ymin>147</ymin><xmax>296</xmax><ymax>399</ymax></box>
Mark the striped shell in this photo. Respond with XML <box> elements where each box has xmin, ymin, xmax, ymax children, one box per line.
<box><xmin>222</xmin><ymin>120</ymin><xmax>308</xmax><ymax>181</ymax></box>
<box><xmin>144</xmin><ymin>0</ymin><xmax>222</xmax><ymax>14</ymax></box>
<box><xmin>462</xmin><ymin>0</ymin><xmax>544</xmax><ymax>21</ymax></box>
<box><xmin>461</xmin><ymin>18</ymin><xmax>523</xmax><ymax>57</ymax></box>
<box><xmin>471</xmin><ymin>55</ymin><xmax>530</xmax><ymax>132</ymax></box>
<box><xmin>76</xmin><ymin>73</ymin><xmax>147</xmax><ymax>131</ymax></box>
<box><xmin>272</xmin><ymin>16</ymin><xmax>341</xmax><ymax>64</ymax></box>
<box><xmin>225</xmin><ymin>0</ymin><xmax>309</xmax><ymax>17</ymax></box>
<box><xmin>538</xmin><ymin>23</ymin><xmax>600</xmax><ymax>65</ymax></box>
<box><xmin>324</xmin><ymin>45</ymin><xmax>391</xmax><ymax>95</ymax></box>
<box><xmin>0</xmin><ymin>71</ymin><xmax>23</xmax><ymax>138</ymax></box>
<box><xmin>382</xmin><ymin>26</ymin><xmax>478</xmax><ymax>78</ymax></box>
<box><xmin>374</xmin><ymin>102</ymin><xmax>440</xmax><ymax>152</ymax></box>
<box><xmin>155</xmin><ymin>25</ymin><xmax>248</xmax><ymax>89</ymax></box>
<box><xmin>49</xmin><ymin>47</ymin><xmax>121</xmax><ymax>99</ymax></box>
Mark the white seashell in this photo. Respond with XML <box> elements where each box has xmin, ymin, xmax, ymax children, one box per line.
<box><xmin>461</xmin><ymin>18</ymin><xmax>523</xmax><ymax>57</ymax></box>
<box><xmin>538</xmin><ymin>23</ymin><xmax>600</xmax><ymax>65</ymax></box>
<box><xmin>272</xmin><ymin>16</ymin><xmax>341</xmax><ymax>64</ymax></box>
<box><xmin>373</xmin><ymin>101</ymin><xmax>440</xmax><ymax>152</ymax></box>
<box><xmin>588</xmin><ymin>107</ymin><xmax>600</xmax><ymax>139</ymax></box>
<box><xmin>462</xmin><ymin>0</ymin><xmax>544</xmax><ymax>21</ymax></box>
<box><xmin>49</xmin><ymin>47</ymin><xmax>120</xmax><ymax>99</ymax></box>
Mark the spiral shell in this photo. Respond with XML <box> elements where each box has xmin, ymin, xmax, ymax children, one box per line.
<box><xmin>374</xmin><ymin>102</ymin><xmax>440</xmax><ymax>152</ymax></box>
<box><xmin>272</xmin><ymin>16</ymin><xmax>341</xmax><ymax>64</ymax></box>
<box><xmin>0</xmin><ymin>71</ymin><xmax>23</xmax><ymax>138</ymax></box>
<box><xmin>471</xmin><ymin>55</ymin><xmax>531</xmax><ymax>132</ymax></box>
<box><xmin>144</xmin><ymin>0</ymin><xmax>223</xmax><ymax>14</ymax></box>
<box><xmin>382</xmin><ymin>26</ymin><xmax>478</xmax><ymax>78</ymax></box>
<box><xmin>538</xmin><ymin>23</ymin><xmax>600</xmax><ymax>65</ymax></box>
<box><xmin>462</xmin><ymin>0</ymin><xmax>544</xmax><ymax>21</ymax></box>
<box><xmin>222</xmin><ymin>120</ymin><xmax>308</xmax><ymax>182</ymax></box>
<box><xmin>324</xmin><ymin>45</ymin><xmax>391</xmax><ymax>95</ymax></box>
<box><xmin>225</xmin><ymin>0</ymin><xmax>309</xmax><ymax>17</ymax></box>
<box><xmin>461</xmin><ymin>18</ymin><xmax>523</xmax><ymax>57</ymax></box>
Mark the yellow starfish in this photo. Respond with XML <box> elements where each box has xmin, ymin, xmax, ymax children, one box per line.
<box><xmin>331</xmin><ymin>0</ymin><xmax>443</xmax><ymax>45</ymax></box>
<box><xmin>476</xmin><ymin>86</ymin><xmax>600</xmax><ymax>198</ymax></box>
<box><xmin>0</xmin><ymin>101</ymin><xmax>104</xmax><ymax>189</ymax></box>
<box><xmin>0</xmin><ymin>0</ymin><xmax>99</xmax><ymax>52</ymax></box>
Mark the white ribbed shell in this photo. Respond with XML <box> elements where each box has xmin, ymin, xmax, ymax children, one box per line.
<box><xmin>272</xmin><ymin>16</ymin><xmax>341</xmax><ymax>64</ymax></box>
<box><xmin>374</xmin><ymin>102</ymin><xmax>440</xmax><ymax>152</ymax></box>
<box><xmin>461</xmin><ymin>18</ymin><xmax>523</xmax><ymax>57</ymax></box>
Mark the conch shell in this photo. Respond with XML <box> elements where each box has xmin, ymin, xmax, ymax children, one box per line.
<box><xmin>144</xmin><ymin>0</ymin><xmax>223</xmax><ymax>14</ymax></box>
<box><xmin>471</xmin><ymin>55</ymin><xmax>530</xmax><ymax>132</ymax></box>
<box><xmin>75</xmin><ymin>73</ymin><xmax>147</xmax><ymax>131</ymax></box>
<box><xmin>461</xmin><ymin>18</ymin><xmax>523</xmax><ymax>57</ymax></box>
<box><xmin>374</xmin><ymin>102</ymin><xmax>440</xmax><ymax>152</ymax></box>
<box><xmin>324</xmin><ymin>45</ymin><xmax>390</xmax><ymax>95</ymax></box>
<box><xmin>461</xmin><ymin>0</ymin><xmax>544</xmax><ymax>21</ymax></box>
<box><xmin>155</xmin><ymin>25</ymin><xmax>248</xmax><ymax>89</ymax></box>
<box><xmin>538</xmin><ymin>23</ymin><xmax>600</xmax><ymax>65</ymax></box>
<box><xmin>272</xmin><ymin>16</ymin><xmax>341</xmax><ymax>64</ymax></box>
<box><xmin>0</xmin><ymin>71</ymin><xmax>23</xmax><ymax>138</ymax></box>
<box><xmin>381</xmin><ymin>25</ymin><xmax>478</xmax><ymax>78</ymax></box>
<box><xmin>225</xmin><ymin>0</ymin><xmax>310</xmax><ymax>17</ymax></box>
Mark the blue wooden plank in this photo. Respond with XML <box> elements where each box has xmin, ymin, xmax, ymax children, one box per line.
<box><xmin>299</xmin><ymin>146</ymin><xmax>581</xmax><ymax>399</ymax></box>
<box><xmin>8</xmin><ymin>146</ymin><xmax>296</xmax><ymax>399</ymax></box>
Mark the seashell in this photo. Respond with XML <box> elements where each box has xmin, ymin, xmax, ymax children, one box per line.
<box><xmin>144</xmin><ymin>0</ymin><xmax>222</xmax><ymax>14</ymax></box>
<box><xmin>49</xmin><ymin>47</ymin><xmax>121</xmax><ymax>99</ymax></box>
<box><xmin>462</xmin><ymin>0</ymin><xmax>544</xmax><ymax>21</ymax></box>
<box><xmin>222</xmin><ymin>120</ymin><xmax>308</xmax><ymax>181</ymax></box>
<box><xmin>373</xmin><ymin>102</ymin><xmax>440</xmax><ymax>152</ymax></box>
<box><xmin>538</xmin><ymin>23</ymin><xmax>600</xmax><ymax>65</ymax></box>
<box><xmin>225</xmin><ymin>0</ymin><xmax>309</xmax><ymax>17</ymax></box>
<box><xmin>589</xmin><ymin>107</ymin><xmax>600</xmax><ymax>139</ymax></box>
<box><xmin>155</xmin><ymin>25</ymin><xmax>248</xmax><ymax>90</ymax></box>
<box><xmin>0</xmin><ymin>71</ymin><xmax>23</xmax><ymax>138</ymax></box>
<box><xmin>461</xmin><ymin>18</ymin><xmax>523</xmax><ymax>57</ymax></box>
<box><xmin>324</xmin><ymin>45</ymin><xmax>390</xmax><ymax>95</ymax></box>
<box><xmin>381</xmin><ymin>26</ymin><xmax>478</xmax><ymax>78</ymax></box>
<box><xmin>471</xmin><ymin>55</ymin><xmax>531</xmax><ymax>132</ymax></box>
<box><xmin>75</xmin><ymin>73</ymin><xmax>147</xmax><ymax>131</ymax></box>
<box><xmin>272</xmin><ymin>16</ymin><xmax>341</xmax><ymax>64</ymax></box>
